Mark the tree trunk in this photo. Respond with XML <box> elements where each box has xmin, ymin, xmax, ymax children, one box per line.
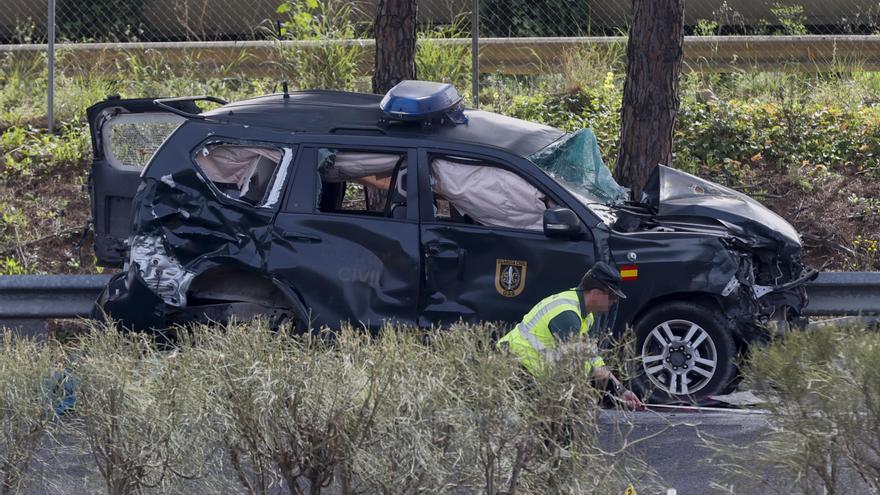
<box><xmin>614</xmin><ymin>0</ymin><xmax>685</xmax><ymax>200</ymax></box>
<box><xmin>371</xmin><ymin>0</ymin><xmax>416</xmax><ymax>209</ymax></box>
<box><xmin>372</xmin><ymin>0</ymin><xmax>418</xmax><ymax>95</ymax></box>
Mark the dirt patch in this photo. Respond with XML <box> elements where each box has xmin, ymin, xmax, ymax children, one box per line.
<box><xmin>761</xmin><ymin>172</ymin><xmax>880</xmax><ymax>271</ymax></box>
<box><xmin>0</xmin><ymin>161</ymin><xmax>104</xmax><ymax>275</ymax></box>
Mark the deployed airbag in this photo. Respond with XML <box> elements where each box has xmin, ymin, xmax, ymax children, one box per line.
<box><xmin>319</xmin><ymin>150</ymin><xmax>402</xmax><ymax>182</ymax></box>
<box><xmin>195</xmin><ymin>144</ymin><xmax>282</xmax><ymax>190</ymax></box>
<box><xmin>431</xmin><ymin>158</ymin><xmax>545</xmax><ymax>231</ymax></box>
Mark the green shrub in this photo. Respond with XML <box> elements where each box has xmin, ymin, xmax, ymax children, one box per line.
<box><xmin>271</xmin><ymin>0</ymin><xmax>362</xmax><ymax>91</ymax></box>
<box><xmin>770</xmin><ymin>3</ymin><xmax>808</xmax><ymax>35</ymax></box>
<box><xmin>675</xmin><ymin>99</ymin><xmax>880</xmax><ymax>178</ymax></box>
<box><xmin>416</xmin><ymin>16</ymin><xmax>471</xmax><ymax>92</ymax></box>
<box><xmin>707</xmin><ymin>326</ymin><xmax>880</xmax><ymax>494</ymax></box>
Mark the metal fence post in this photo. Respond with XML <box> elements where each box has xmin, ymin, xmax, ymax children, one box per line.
<box><xmin>471</xmin><ymin>0</ymin><xmax>479</xmax><ymax>109</ymax></box>
<box><xmin>47</xmin><ymin>0</ymin><xmax>55</xmax><ymax>133</ymax></box>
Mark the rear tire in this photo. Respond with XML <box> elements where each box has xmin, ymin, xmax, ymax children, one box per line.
<box><xmin>633</xmin><ymin>301</ymin><xmax>736</xmax><ymax>403</ymax></box>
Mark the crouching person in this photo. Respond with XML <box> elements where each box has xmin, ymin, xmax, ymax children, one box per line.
<box><xmin>496</xmin><ymin>262</ymin><xmax>644</xmax><ymax>410</ymax></box>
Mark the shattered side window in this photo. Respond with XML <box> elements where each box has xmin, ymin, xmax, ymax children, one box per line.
<box><xmin>528</xmin><ymin>128</ymin><xmax>628</xmax><ymax>205</ymax></box>
<box><xmin>193</xmin><ymin>143</ymin><xmax>290</xmax><ymax>207</ymax></box>
<box><xmin>103</xmin><ymin>113</ymin><xmax>186</xmax><ymax>169</ymax></box>
<box><xmin>316</xmin><ymin>149</ymin><xmax>407</xmax><ymax>218</ymax></box>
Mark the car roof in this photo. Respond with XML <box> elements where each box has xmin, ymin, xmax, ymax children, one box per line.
<box><xmin>201</xmin><ymin>90</ymin><xmax>566</xmax><ymax>157</ymax></box>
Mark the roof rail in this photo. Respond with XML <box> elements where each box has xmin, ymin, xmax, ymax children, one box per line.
<box><xmin>152</xmin><ymin>96</ymin><xmax>229</xmax><ymax>119</ymax></box>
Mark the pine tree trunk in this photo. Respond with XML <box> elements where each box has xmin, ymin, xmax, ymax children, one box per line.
<box><xmin>372</xmin><ymin>0</ymin><xmax>418</xmax><ymax>95</ymax></box>
<box><xmin>370</xmin><ymin>0</ymin><xmax>416</xmax><ymax>208</ymax></box>
<box><xmin>614</xmin><ymin>0</ymin><xmax>685</xmax><ymax>200</ymax></box>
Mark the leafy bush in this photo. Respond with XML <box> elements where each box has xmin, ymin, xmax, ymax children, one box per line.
<box><xmin>416</xmin><ymin>16</ymin><xmax>471</xmax><ymax>93</ymax></box>
<box><xmin>675</xmin><ymin>99</ymin><xmax>880</xmax><ymax>178</ymax></box>
<box><xmin>271</xmin><ymin>0</ymin><xmax>362</xmax><ymax>91</ymax></box>
<box><xmin>707</xmin><ymin>326</ymin><xmax>880</xmax><ymax>494</ymax></box>
<box><xmin>498</xmin><ymin>83</ymin><xmax>880</xmax><ymax>180</ymax></box>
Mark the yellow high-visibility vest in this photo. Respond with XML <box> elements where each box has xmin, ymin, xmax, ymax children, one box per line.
<box><xmin>497</xmin><ymin>289</ymin><xmax>604</xmax><ymax>376</ymax></box>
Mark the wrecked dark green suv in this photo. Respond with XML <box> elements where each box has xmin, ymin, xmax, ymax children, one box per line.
<box><xmin>87</xmin><ymin>82</ymin><xmax>817</xmax><ymax>401</ymax></box>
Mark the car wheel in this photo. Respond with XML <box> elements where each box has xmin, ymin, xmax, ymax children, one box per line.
<box><xmin>633</xmin><ymin>301</ymin><xmax>736</xmax><ymax>403</ymax></box>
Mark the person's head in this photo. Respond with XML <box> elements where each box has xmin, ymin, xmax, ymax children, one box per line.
<box><xmin>578</xmin><ymin>262</ymin><xmax>626</xmax><ymax>313</ymax></box>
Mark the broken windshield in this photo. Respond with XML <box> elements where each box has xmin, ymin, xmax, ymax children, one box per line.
<box><xmin>528</xmin><ymin>128</ymin><xmax>628</xmax><ymax>206</ymax></box>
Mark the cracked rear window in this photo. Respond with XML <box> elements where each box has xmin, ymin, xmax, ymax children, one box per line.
<box><xmin>103</xmin><ymin>113</ymin><xmax>185</xmax><ymax>169</ymax></box>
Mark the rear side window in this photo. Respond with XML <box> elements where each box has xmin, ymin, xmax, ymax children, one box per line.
<box><xmin>194</xmin><ymin>142</ymin><xmax>292</xmax><ymax>208</ymax></box>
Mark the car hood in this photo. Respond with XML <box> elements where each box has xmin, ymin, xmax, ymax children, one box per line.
<box><xmin>642</xmin><ymin>165</ymin><xmax>802</xmax><ymax>254</ymax></box>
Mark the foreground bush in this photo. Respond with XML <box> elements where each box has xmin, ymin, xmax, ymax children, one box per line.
<box><xmin>67</xmin><ymin>326</ymin><xmax>215</xmax><ymax>494</ymax></box>
<box><xmin>0</xmin><ymin>321</ymin><xmax>656</xmax><ymax>493</ymax></box>
<box><xmin>0</xmin><ymin>332</ymin><xmax>65</xmax><ymax>494</ymax></box>
<box><xmin>188</xmin><ymin>321</ymin><xmax>653</xmax><ymax>494</ymax></box>
<box><xmin>709</xmin><ymin>326</ymin><xmax>880</xmax><ymax>494</ymax></box>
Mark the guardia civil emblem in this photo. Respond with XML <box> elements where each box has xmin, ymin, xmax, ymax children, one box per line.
<box><xmin>495</xmin><ymin>259</ymin><xmax>527</xmax><ymax>297</ymax></box>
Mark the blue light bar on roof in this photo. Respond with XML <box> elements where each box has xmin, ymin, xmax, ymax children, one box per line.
<box><xmin>379</xmin><ymin>80</ymin><xmax>466</xmax><ymax>124</ymax></box>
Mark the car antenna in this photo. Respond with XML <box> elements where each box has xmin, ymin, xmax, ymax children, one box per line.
<box><xmin>282</xmin><ymin>80</ymin><xmax>289</xmax><ymax>99</ymax></box>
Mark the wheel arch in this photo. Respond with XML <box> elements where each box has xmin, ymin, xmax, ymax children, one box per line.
<box><xmin>186</xmin><ymin>265</ymin><xmax>310</xmax><ymax>327</ymax></box>
<box><xmin>628</xmin><ymin>292</ymin><xmax>724</xmax><ymax>329</ymax></box>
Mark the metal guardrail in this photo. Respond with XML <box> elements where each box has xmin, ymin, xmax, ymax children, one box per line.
<box><xmin>0</xmin><ymin>272</ymin><xmax>877</xmax><ymax>322</ymax></box>
<box><xmin>3</xmin><ymin>36</ymin><xmax>880</xmax><ymax>76</ymax></box>
<box><xmin>0</xmin><ymin>274</ymin><xmax>111</xmax><ymax>319</ymax></box>
<box><xmin>801</xmin><ymin>271</ymin><xmax>880</xmax><ymax>317</ymax></box>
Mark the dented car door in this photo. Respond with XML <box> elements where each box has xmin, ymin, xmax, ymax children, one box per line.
<box><xmin>417</xmin><ymin>148</ymin><xmax>599</xmax><ymax>326</ymax></box>
<box><xmin>268</xmin><ymin>144</ymin><xmax>421</xmax><ymax>329</ymax></box>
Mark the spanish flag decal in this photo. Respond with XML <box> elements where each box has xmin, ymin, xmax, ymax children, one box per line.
<box><xmin>620</xmin><ymin>265</ymin><xmax>638</xmax><ymax>281</ymax></box>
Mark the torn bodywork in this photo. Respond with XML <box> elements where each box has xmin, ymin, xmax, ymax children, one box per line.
<box><xmin>93</xmin><ymin>132</ymin><xmax>303</xmax><ymax>330</ymax></box>
<box><xmin>610</xmin><ymin>165</ymin><xmax>818</xmax><ymax>343</ymax></box>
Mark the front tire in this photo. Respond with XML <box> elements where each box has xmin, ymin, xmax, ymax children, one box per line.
<box><xmin>633</xmin><ymin>301</ymin><xmax>736</xmax><ymax>403</ymax></box>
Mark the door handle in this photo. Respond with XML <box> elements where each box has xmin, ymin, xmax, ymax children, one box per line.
<box><xmin>425</xmin><ymin>242</ymin><xmax>466</xmax><ymax>280</ymax></box>
<box><xmin>281</xmin><ymin>231</ymin><xmax>322</xmax><ymax>243</ymax></box>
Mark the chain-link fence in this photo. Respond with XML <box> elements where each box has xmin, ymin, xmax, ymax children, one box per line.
<box><xmin>6</xmin><ymin>0</ymin><xmax>880</xmax><ymax>43</ymax></box>
<box><xmin>3</xmin><ymin>0</ymin><xmax>880</xmax><ymax>122</ymax></box>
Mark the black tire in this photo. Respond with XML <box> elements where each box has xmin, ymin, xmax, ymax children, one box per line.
<box><xmin>633</xmin><ymin>301</ymin><xmax>736</xmax><ymax>403</ymax></box>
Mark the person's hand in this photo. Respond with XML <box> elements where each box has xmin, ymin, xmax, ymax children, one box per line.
<box><xmin>619</xmin><ymin>389</ymin><xmax>645</xmax><ymax>411</ymax></box>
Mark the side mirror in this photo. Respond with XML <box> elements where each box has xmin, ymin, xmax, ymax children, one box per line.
<box><xmin>543</xmin><ymin>207</ymin><xmax>585</xmax><ymax>239</ymax></box>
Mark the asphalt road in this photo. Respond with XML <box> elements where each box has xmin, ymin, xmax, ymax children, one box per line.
<box><xmin>599</xmin><ymin>409</ymin><xmax>776</xmax><ymax>494</ymax></box>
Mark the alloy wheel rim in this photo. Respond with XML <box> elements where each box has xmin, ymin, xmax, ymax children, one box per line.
<box><xmin>641</xmin><ymin>319</ymin><xmax>718</xmax><ymax>396</ymax></box>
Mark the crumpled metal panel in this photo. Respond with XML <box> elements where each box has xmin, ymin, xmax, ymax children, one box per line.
<box><xmin>128</xmin><ymin>234</ymin><xmax>194</xmax><ymax>307</ymax></box>
<box><xmin>643</xmin><ymin>165</ymin><xmax>801</xmax><ymax>254</ymax></box>
<box><xmin>609</xmin><ymin>232</ymin><xmax>740</xmax><ymax>331</ymax></box>
<box><xmin>138</xmin><ymin>167</ymin><xmax>276</xmax><ymax>272</ymax></box>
